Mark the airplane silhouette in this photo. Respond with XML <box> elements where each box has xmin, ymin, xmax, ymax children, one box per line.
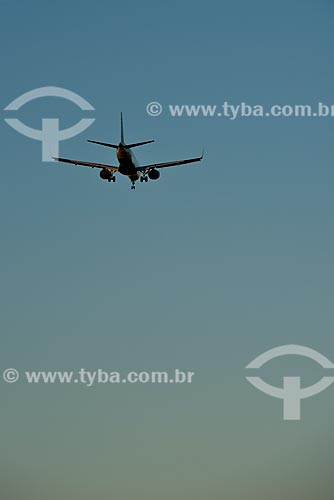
<box><xmin>53</xmin><ymin>113</ymin><xmax>203</xmax><ymax>189</ymax></box>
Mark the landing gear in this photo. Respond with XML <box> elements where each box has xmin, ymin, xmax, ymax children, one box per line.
<box><xmin>130</xmin><ymin>175</ymin><xmax>139</xmax><ymax>190</ymax></box>
<box><xmin>108</xmin><ymin>176</ymin><xmax>116</xmax><ymax>183</ymax></box>
<box><xmin>140</xmin><ymin>175</ymin><xmax>148</xmax><ymax>183</ymax></box>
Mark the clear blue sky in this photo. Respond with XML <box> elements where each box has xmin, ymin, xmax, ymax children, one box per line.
<box><xmin>1</xmin><ymin>1</ymin><xmax>334</xmax><ymax>499</ymax></box>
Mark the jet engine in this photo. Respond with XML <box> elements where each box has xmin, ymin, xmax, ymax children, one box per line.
<box><xmin>100</xmin><ymin>168</ymin><xmax>113</xmax><ymax>181</ymax></box>
<box><xmin>148</xmin><ymin>169</ymin><xmax>160</xmax><ymax>180</ymax></box>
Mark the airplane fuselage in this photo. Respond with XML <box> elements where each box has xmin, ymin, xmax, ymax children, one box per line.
<box><xmin>117</xmin><ymin>143</ymin><xmax>139</xmax><ymax>181</ymax></box>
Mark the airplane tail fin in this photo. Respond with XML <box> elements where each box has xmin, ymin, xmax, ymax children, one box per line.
<box><xmin>87</xmin><ymin>113</ymin><xmax>154</xmax><ymax>150</ymax></box>
<box><xmin>121</xmin><ymin>112</ymin><xmax>124</xmax><ymax>143</ymax></box>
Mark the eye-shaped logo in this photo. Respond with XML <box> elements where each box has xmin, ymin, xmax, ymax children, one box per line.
<box><xmin>4</xmin><ymin>86</ymin><xmax>95</xmax><ymax>161</ymax></box>
<box><xmin>246</xmin><ymin>345</ymin><xmax>334</xmax><ymax>421</ymax></box>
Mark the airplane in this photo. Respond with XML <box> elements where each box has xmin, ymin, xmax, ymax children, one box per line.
<box><xmin>53</xmin><ymin>113</ymin><xmax>203</xmax><ymax>189</ymax></box>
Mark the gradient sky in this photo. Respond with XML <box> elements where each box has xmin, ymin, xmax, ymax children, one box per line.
<box><xmin>1</xmin><ymin>1</ymin><xmax>334</xmax><ymax>499</ymax></box>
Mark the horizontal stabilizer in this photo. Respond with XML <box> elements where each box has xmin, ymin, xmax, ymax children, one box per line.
<box><xmin>126</xmin><ymin>140</ymin><xmax>154</xmax><ymax>148</ymax></box>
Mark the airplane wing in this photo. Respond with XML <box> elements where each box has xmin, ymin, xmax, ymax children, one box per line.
<box><xmin>53</xmin><ymin>157</ymin><xmax>119</xmax><ymax>171</ymax></box>
<box><xmin>138</xmin><ymin>151</ymin><xmax>203</xmax><ymax>172</ymax></box>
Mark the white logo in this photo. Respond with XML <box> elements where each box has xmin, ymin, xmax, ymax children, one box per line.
<box><xmin>146</xmin><ymin>101</ymin><xmax>163</xmax><ymax>116</ymax></box>
<box><xmin>246</xmin><ymin>345</ymin><xmax>334</xmax><ymax>421</ymax></box>
<box><xmin>4</xmin><ymin>86</ymin><xmax>95</xmax><ymax>161</ymax></box>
